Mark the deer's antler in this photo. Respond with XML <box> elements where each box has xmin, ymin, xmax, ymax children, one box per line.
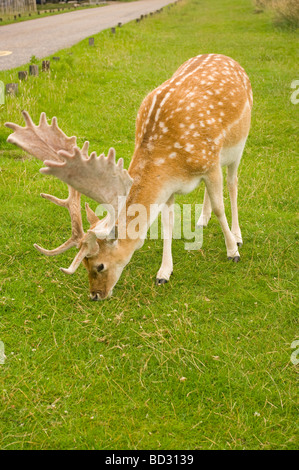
<box><xmin>6</xmin><ymin>111</ymin><xmax>76</xmax><ymax>161</ymax></box>
<box><xmin>5</xmin><ymin>112</ymin><xmax>95</xmax><ymax>273</ymax></box>
<box><xmin>33</xmin><ymin>141</ymin><xmax>92</xmax><ymax>257</ymax></box>
<box><xmin>41</xmin><ymin>146</ymin><xmax>133</xmax><ymax>238</ymax></box>
<box><xmin>5</xmin><ymin>111</ymin><xmax>133</xmax><ymax>274</ymax></box>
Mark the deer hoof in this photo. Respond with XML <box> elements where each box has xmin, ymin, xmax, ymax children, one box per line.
<box><xmin>155</xmin><ymin>278</ymin><xmax>169</xmax><ymax>285</ymax></box>
<box><xmin>227</xmin><ymin>256</ymin><xmax>240</xmax><ymax>263</ymax></box>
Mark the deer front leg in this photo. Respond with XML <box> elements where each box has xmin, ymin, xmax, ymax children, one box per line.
<box><xmin>196</xmin><ymin>187</ymin><xmax>212</xmax><ymax>228</ymax></box>
<box><xmin>156</xmin><ymin>196</ymin><xmax>174</xmax><ymax>285</ymax></box>
<box><xmin>204</xmin><ymin>166</ymin><xmax>240</xmax><ymax>262</ymax></box>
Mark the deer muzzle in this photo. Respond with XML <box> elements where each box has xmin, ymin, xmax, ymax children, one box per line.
<box><xmin>90</xmin><ymin>290</ymin><xmax>112</xmax><ymax>301</ymax></box>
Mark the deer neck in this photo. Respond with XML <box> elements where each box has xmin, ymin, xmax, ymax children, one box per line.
<box><xmin>117</xmin><ymin>147</ymin><xmax>171</xmax><ymax>256</ymax></box>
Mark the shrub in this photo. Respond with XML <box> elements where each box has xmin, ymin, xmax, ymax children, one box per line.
<box><xmin>253</xmin><ymin>0</ymin><xmax>299</xmax><ymax>29</ymax></box>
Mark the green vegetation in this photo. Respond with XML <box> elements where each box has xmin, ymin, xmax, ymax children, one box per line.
<box><xmin>254</xmin><ymin>0</ymin><xmax>299</xmax><ymax>29</ymax></box>
<box><xmin>0</xmin><ymin>0</ymin><xmax>298</xmax><ymax>450</ymax></box>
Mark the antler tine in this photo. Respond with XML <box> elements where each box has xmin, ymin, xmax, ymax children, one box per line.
<box><xmin>81</xmin><ymin>141</ymin><xmax>90</xmax><ymax>158</ymax></box>
<box><xmin>59</xmin><ymin>246</ymin><xmax>89</xmax><ymax>275</ymax></box>
<box><xmin>34</xmin><ymin>185</ymin><xmax>85</xmax><ymax>256</ymax></box>
<box><xmin>39</xmin><ymin>112</ymin><xmax>48</xmax><ymax>127</ymax></box>
<box><xmin>5</xmin><ymin>121</ymin><xmax>22</xmax><ymax>132</ymax></box>
<box><xmin>22</xmin><ymin>110</ymin><xmax>35</xmax><ymax>128</ymax></box>
<box><xmin>85</xmin><ymin>202</ymin><xmax>100</xmax><ymax>226</ymax></box>
<box><xmin>107</xmin><ymin>147</ymin><xmax>116</xmax><ymax>164</ymax></box>
<box><xmin>34</xmin><ymin>238</ymin><xmax>77</xmax><ymax>257</ymax></box>
<box><xmin>60</xmin><ymin>231</ymin><xmax>99</xmax><ymax>275</ymax></box>
<box><xmin>40</xmin><ymin>192</ymin><xmax>68</xmax><ymax>207</ymax></box>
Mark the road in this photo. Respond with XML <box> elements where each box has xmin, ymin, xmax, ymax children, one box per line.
<box><xmin>0</xmin><ymin>0</ymin><xmax>174</xmax><ymax>70</ymax></box>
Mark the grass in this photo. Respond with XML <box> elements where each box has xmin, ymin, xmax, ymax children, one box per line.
<box><xmin>253</xmin><ymin>0</ymin><xmax>299</xmax><ymax>30</ymax></box>
<box><xmin>0</xmin><ymin>0</ymin><xmax>298</xmax><ymax>450</ymax></box>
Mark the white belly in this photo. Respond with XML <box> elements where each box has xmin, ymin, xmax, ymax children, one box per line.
<box><xmin>220</xmin><ymin>138</ymin><xmax>247</xmax><ymax>167</ymax></box>
<box><xmin>176</xmin><ymin>177</ymin><xmax>202</xmax><ymax>195</ymax></box>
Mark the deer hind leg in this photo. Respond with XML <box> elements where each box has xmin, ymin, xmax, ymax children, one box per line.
<box><xmin>227</xmin><ymin>161</ymin><xmax>242</xmax><ymax>246</ymax></box>
<box><xmin>196</xmin><ymin>187</ymin><xmax>212</xmax><ymax>228</ymax></box>
<box><xmin>204</xmin><ymin>165</ymin><xmax>240</xmax><ymax>262</ymax></box>
<box><xmin>225</xmin><ymin>139</ymin><xmax>247</xmax><ymax>247</ymax></box>
<box><xmin>156</xmin><ymin>195</ymin><xmax>174</xmax><ymax>285</ymax></box>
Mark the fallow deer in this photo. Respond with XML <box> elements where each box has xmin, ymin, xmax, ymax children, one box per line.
<box><xmin>5</xmin><ymin>54</ymin><xmax>252</xmax><ymax>300</ymax></box>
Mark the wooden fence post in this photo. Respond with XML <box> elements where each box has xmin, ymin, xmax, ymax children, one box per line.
<box><xmin>29</xmin><ymin>65</ymin><xmax>39</xmax><ymax>76</ymax></box>
<box><xmin>42</xmin><ymin>60</ymin><xmax>50</xmax><ymax>72</ymax></box>
<box><xmin>18</xmin><ymin>71</ymin><xmax>28</xmax><ymax>81</ymax></box>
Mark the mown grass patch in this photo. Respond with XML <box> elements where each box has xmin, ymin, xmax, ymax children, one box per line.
<box><xmin>0</xmin><ymin>0</ymin><xmax>298</xmax><ymax>450</ymax></box>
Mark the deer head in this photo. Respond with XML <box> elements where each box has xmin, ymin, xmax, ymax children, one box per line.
<box><xmin>5</xmin><ymin>111</ymin><xmax>133</xmax><ymax>300</ymax></box>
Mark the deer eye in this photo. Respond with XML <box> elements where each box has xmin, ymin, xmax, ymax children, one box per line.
<box><xmin>96</xmin><ymin>264</ymin><xmax>105</xmax><ymax>273</ymax></box>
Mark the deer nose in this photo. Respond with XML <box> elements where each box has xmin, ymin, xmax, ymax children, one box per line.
<box><xmin>90</xmin><ymin>289</ymin><xmax>113</xmax><ymax>301</ymax></box>
<box><xmin>90</xmin><ymin>291</ymin><xmax>104</xmax><ymax>301</ymax></box>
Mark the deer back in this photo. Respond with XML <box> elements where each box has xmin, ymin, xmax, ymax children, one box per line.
<box><xmin>131</xmin><ymin>54</ymin><xmax>252</xmax><ymax>179</ymax></box>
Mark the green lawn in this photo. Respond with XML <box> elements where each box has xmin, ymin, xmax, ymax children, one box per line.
<box><xmin>0</xmin><ymin>0</ymin><xmax>298</xmax><ymax>450</ymax></box>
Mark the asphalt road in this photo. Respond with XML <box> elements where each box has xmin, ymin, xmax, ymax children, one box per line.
<box><xmin>0</xmin><ymin>0</ymin><xmax>174</xmax><ymax>70</ymax></box>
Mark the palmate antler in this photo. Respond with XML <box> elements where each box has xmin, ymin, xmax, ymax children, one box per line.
<box><xmin>42</xmin><ymin>145</ymin><xmax>133</xmax><ymax>238</ymax></box>
<box><xmin>5</xmin><ymin>111</ymin><xmax>133</xmax><ymax>274</ymax></box>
